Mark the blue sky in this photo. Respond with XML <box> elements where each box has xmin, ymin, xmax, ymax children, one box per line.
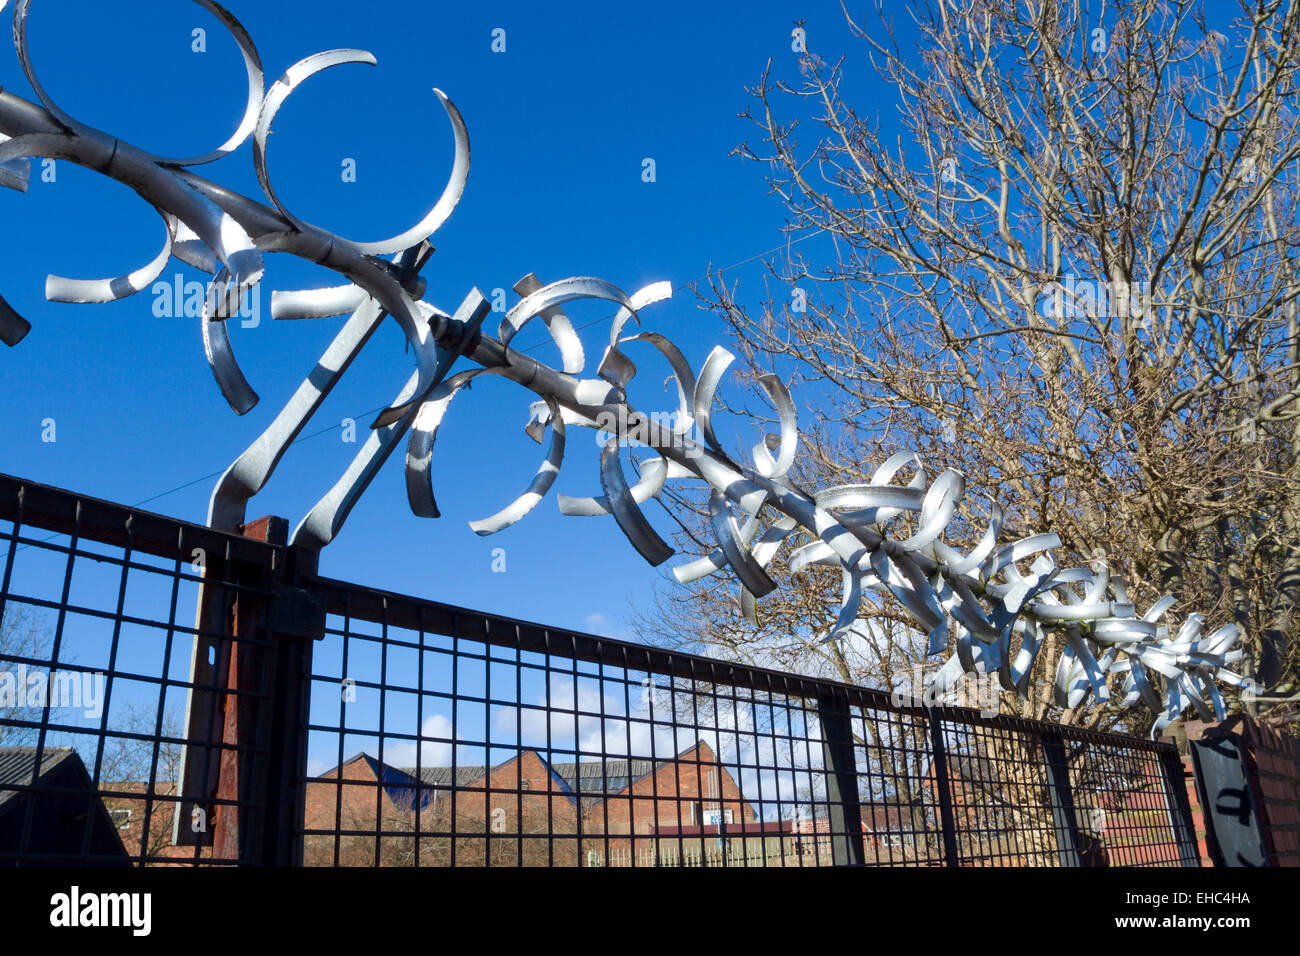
<box><xmin>0</xmin><ymin>0</ymin><xmax>885</xmax><ymax>641</ymax></box>
<box><xmin>0</xmin><ymin>1</ymin><xmax>931</xmax><ymax>809</ymax></box>
<box><xmin>3</xmin><ymin>1</ymin><xmax>1216</xmax><ymax>814</ymax></box>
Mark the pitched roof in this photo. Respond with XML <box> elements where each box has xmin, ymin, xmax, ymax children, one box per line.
<box><xmin>403</xmin><ymin>753</ymin><xmax>581</xmax><ymax>806</ymax></box>
<box><xmin>394</xmin><ymin>753</ymin><xmax>688</xmax><ymax>797</ymax></box>
<box><xmin>0</xmin><ymin>746</ymin><xmax>78</xmax><ymax>807</ymax></box>
<box><xmin>551</xmin><ymin>742</ymin><xmax>723</xmax><ymax>797</ymax></box>
<box><xmin>0</xmin><ymin>745</ymin><xmax>128</xmax><ymax>863</ymax></box>
<box><xmin>946</xmin><ymin>752</ymin><xmax>999</xmax><ymax>784</ymax></box>
<box><xmin>402</xmin><ymin>765</ymin><xmax>489</xmax><ymax>788</ymax></box>
<box><xmin>365</xmin><ymin>741</ymin><xmax>745</xmax><ymax>814</ymax></box>
<box><xmin>549</xmin><ymin>758</ymin><xmax>660</xmax><ymax>795</ymax></box>
<box><xmin>859</xmin><ymin>799</ymin><xmax>931</xmax><ymax>832</ymax></box>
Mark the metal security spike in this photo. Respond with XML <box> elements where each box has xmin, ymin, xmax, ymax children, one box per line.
<box><xmin>0</xmin><ymin>0</ymin><xmax>1250</xmax><ymax>727</ymax></box>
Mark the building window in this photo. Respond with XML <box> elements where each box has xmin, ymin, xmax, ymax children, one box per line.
<box><xmin>110</xmin><ymin>808</ymin><xmax>132</xmax><ymax>831</ymax></box>
<box><xmin>519</xmin><ymin>781</ymin><xmax>530</xmax><ymax>791</ymax></box>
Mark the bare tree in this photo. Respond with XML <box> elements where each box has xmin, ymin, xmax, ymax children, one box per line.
<box><xmin>98</xmin><ymin>703</ymin><xmax>186</xmax><ymax>861</ymax></box>
<box><xmin>0</xmin><ymin>604</ymin><xmax>49</xmax><ymax>748</ymax></box>
<box><xmin>643</xmin><ymin>0</ymin><xmax>1300</xmax><ymax>728</ymax></box>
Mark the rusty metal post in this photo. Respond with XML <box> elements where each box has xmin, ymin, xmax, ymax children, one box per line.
<box><xmin>209</xmin><ymin>517</ymin><xmax>285</xmax><ymax>861</ymax></box>
<box><xmin>173</xmin><ymin>522</ymin><xmax>270</xmax><ymax>850</ymax></box>
<box><xmin>174</xmin><ymin>515</ymin><xmax>323</xmax><ymax>864</ymax></box>
<box><xmin>260</xmin><ymin>543</ymin><xmax>324</xmax><ymax>866</ymax></box>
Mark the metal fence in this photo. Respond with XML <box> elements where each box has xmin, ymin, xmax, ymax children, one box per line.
<box><xmin>0</xmin><ymin>473</ymin><xmax>285</xmax><ymax>865</ymax></box>
<box><xmin>0</xmin><ymin>473</ymin><xmax>1199</xmax><ymax>867</ymax></box>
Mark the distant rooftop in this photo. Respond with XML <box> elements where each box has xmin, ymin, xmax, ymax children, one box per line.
<box><xmin>0</xmin><ymin>746</ymin><xmax>78</xmax><ymax>806</ymax></box>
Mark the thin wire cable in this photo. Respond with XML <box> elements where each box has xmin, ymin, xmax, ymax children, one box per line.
<box><xmin>8</xmin><ymin>48</ymin><xmax>1272</xmax><ymax>519</ymax></box>
<box><xmin>107</xmin><ymin>230</ymin><xmax>827</xmax><ymax>515</ymax></box>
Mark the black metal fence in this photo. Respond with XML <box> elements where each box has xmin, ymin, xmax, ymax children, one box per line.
<box><xmin>0</xmin><ymin>473</ymin><xmax>1199</xmax><ymax>867</ymax></box>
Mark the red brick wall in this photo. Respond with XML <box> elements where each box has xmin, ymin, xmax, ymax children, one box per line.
<box><xmin>102</xmin><ymin>781</ymin><xmax>211</xmax><ymax>864</ymax></box>
<box><xmin>301</xmin><ymin>747</ymin><xmax>758</xmax><ymax>866</ymax></box>
<box><xmin>1177</xmin><ymin>755</ymin><xmax>1215</xmax><ymax>867</ymax></box>
<box><xmin>297</xmin><ymin>749</ymin><xmax>759</xmax><ymax>868</ymax></box>
<box><xmin>303</xmin><ymin>754</ymin><xmax>383</xmax><ymax>836</ymax></box>
<box><xmin>584</xmin><ymin>742</ymin><xmax>756</xmax><ymax>864</ymax></box>
<box><xmin>444</xmin><ymin>750</ymin><xmax>581</xmax><ymax>865</ymax></box>
<box><xmin>1186</xmin><ymin>716</ymin><xmax>1300</xmax><ymax>867</ymax></box>
<box><xmin>301</xmin><ymin>755</ymin><xmax>399</xmax><ymax>866</ymax></box>
<box><xmin>586</xmin><ymin>741</ymin><xmax>755</xmax><ymax>838</ymax></box>
<box><xmin>1245</xmin><ymin>719</ymin><xmax>1300</xmax><ymax>865</ymax></box>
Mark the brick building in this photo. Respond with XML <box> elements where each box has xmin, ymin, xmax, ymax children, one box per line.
<box><xmin>302</xmin><ymin>740</ymin><xmax>757</xmax><ymax>866</ymax></box>
<box><xmin>99</xmin><ymin>779</ymin><xmax>204</xmax><ymax>863</ymax></box>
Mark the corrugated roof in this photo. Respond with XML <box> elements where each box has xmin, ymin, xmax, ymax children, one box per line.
<box><xmin>394</xmin><ymin>745</ymin><xmax>714</xmax><ymax>805</ymax></box>
<box><xmin>550</xmin><ymin>758</ymin><xmax>663</xmax><ymax>793</ymax></box>
<box><xmin>396</xmin><ymin>758</ymin><xmax>669</xmax><ymax>796</ymax></box>
<box><xmin>0</xmin><ymin>746</ymin><xmax>78</xmax><ymax>806</ymax></box>
<box><xmin>398</xmin><ymin>761</ymin><xmax>667</xmax><ymax>792</ymax></box>
<box><xmin>401</xmin><ymin>766</ymin><xmax>489</xmax><ymax>788</ymax></box>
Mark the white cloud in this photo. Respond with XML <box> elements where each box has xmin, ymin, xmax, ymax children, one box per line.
<box><xmin>379</xmin><ymin>713</ymin><xmax>455</xmax><ymax>769</ymax></box>
<box><xmin>582</xmin><ymin>611</ymin><xmax>632</xmax><ymax>641</ymax></box>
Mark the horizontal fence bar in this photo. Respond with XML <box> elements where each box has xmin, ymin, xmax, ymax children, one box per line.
<box><xmin>0</xmin><ymin>473</ymin><xmax>1177</xmax><ymax>757</ymax></box>
<box><xmin>0</xmin><ymin>473</ymin><xmax>280</xmax><ymax>567</ymax></box>
<box><xmin>308</xmin><ymin>573</ymin><xmax>1177</xmax><ymax>757</ymax></box>
<box><xmin>0</xmin><ymin>474</ymin><xmax>283</xmax><ymax>866</ymax></box>
<box><xmin>0</xmin><ymin>472</ymin><xmax>1193</xmax><ymax>868</ymax></box>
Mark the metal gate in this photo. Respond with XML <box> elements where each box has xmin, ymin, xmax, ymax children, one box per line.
<box><xmin>0</xmin><ymin>473</ymin><xmax>1199</xmax><ymax>867</ymax></box>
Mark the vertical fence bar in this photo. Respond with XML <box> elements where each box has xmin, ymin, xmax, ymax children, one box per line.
<box><xmin>925</xmin><ymin>708</ymin><xmax>960</xmax><ymax>867</ymax></box>
<box><xmin>211</xmin><ymin>517</ymin><xmax>286</xmax><ymax>863</ymax></box>
<box><xmin>175</xmin><ymin>541</ymin><xmax>233</xmax><ymax>848</ymax></box>
<box><xmin>1158</xmin><ymin>742</ymin><xmax>1201</xmax><ymax>868</ymax></box>
<box><xmin>0</xmin><ymin>474</ymin><xmax>1221</xmax><ymax>869</ymax></box>
<box><xmin>1041</xmin><ymin>733</ymin><xmax>1083</xmax><ymax>867</ymax></box>
<box><xmin>817</xmin><ymin>691</ymin><xmax>864</xmax><ymax>866</ymax></box>
<box><xmin>206</xmin><ymin>517</ymin><xmax>324</xmax><ymax>866</ymax></box>
<box><xmin>260</xmin><ymin>544</ymin><xmax>324</xmax><ymax>866</ymax></box>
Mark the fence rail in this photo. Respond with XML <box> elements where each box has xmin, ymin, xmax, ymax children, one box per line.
<box><xmin>0</xmin><ymin>473</ymin><xmax>1199</xmax><ymax>867</ymax></box>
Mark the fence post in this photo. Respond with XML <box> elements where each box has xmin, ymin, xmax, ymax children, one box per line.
<box><xmin>817</xmin><ymin>692</ymin><xmax>864</xmax><ymax>866</ymax></box>
<box><xmin>925</xmin><ymin>708</ymin><xmax>961</xmax><ymax>867</ymax></box>
<box><xmin>1040</xmin><ymin>733</ymin><xmax>1084</xmax><ymax>867</ymax></box>
<box><xmin>257</xmin><ymin>544</ymin><xmax>324</xmax><ymax>866</ymax></box>
<box><xmin>207</xmin><ymin>516</ymin><xmax>288</xmax><ymax>863</ymax></box>
<box><xmin>204</xmin><ymin>520</ymin><xmax>324</xmax><ymax>865</ymax></box>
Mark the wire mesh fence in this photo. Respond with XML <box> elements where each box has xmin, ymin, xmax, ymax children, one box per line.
<box><xmin>0</xmin><ymin>473</ymin><xmax>1200</xmax><ymax>867</ymax></box>
<box><xmin>0</xmin><ymin>475</ymin><xmax>284</xmax><ymax>865</ymax></box>
<box><xmin>299</xmin><ymin>576</ymin><xmax>1199</xmax><ymax>868</ymax></box>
